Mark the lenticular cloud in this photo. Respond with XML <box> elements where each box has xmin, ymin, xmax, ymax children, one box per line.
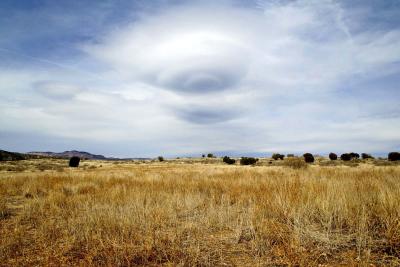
<box><xmin>81</xmin><ymin>0</ymin><xmax>400</xmax><ymax>130</ymax></box>
<box><xmin>85</xmin><ymin>6</ymin><xmax>261</xmax><ymax>94</ymax></box>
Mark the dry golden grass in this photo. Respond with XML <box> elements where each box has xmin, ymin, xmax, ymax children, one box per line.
<box><xmin>1</xmin><ymin>159</ymin><xmax>400</xmax><ymax>266</ymax></box>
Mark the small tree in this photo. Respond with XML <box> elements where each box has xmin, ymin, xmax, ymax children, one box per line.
<box><xmin>222</xmin><ymin>156</ymin><xmax>236</xmax><ymax>165</ymax></box>
<box><xmin>340</xmin><ymin>153</ymin><xmax>351</xmax><ymax>161</ymax></box>
<box><xmin>349</xmin><ymin>152</ymin><xmax>360</xmax><ymax>159</ymax></box>
<box><xmin>361</xmin><ymin>153</ymin><xmax>373</xmax><ymax>160</ymax></box>
<box><xmin>69</xmin><ymin>156</ymin><xmax>80</xmax><ymax>167</ymax></box>
<box><xmin>207</xmin><ymin>153</ymin><xmax>214</xmax><ymax>158</ymax></box>
<box><xmin>272</xmin><ymin>153</ymin><xmax>284</xmax><ymax>160</ymax></box>
<box><xmin>202</xmin><ymin>154</ymin><xmax>205</xmax><ymax>158</ymax></box>
<box><xmin>388</xmin><ymin>152</ymin><xmax>400</xmax><ymax>161</ymax></box>
<box><xmin>303</xmin><ymin>153</ymin><xmax>314</xmax><ymax>163</ymax></box>
<box><xmin>158</xmin><ymin>156</ymin><xmax>164</xmax><ymax>162</ymax></box>
<box><xmin>240</xmin><ymin>157</ymin><xmax>258</xmax><ymax>165</ymax></box>
<box><xmin>329</xmin><ymin>153</ymin><xmax>337</xmax><ymax>160</ymax></box>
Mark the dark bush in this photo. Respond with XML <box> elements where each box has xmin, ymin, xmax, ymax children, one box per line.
<box><xmin>207</xmin><ymin>153</ymin><xmax>214</xmax><ymax>158</ymax></box>
<box><xmin>303</xmin><ymin>153</ymin><xmax>314</xmax><ymax>163</ymax></box>
<box><xmin>329</xmin><ymin>153</ymin><xmax>337</xmax><ymax>160</ymax></box>
<box><xmin>361</xmin><ymin>153</ymin><xmax>373</xmax><ymax>160</ymax></box>
<box><xmin>349</xmin><ymin>152</ymin><xmax>360</xmax><ymax>159</ymax></box>
<box><xmin>240</xmin><ymin>157</ymin><xmax>258</xmax><ymax>165</ymax></box>
<box><xmin>340</xmin><ymin>153</ymin><xmax>351</xmax><ymax>161</ymax></box>
<box><xmin>158</xmin><ymin>156</ymin><xmax>164</xmax><ymax>162</ymax></box>
<box><xmin>202</xmin><ymin>154</ymin><xmax>205</xmax><ymax>158</ymax></box>
<box><xmin>272</xmin><ymin>153</ymin><xmax>285</xmax><ymax>160</ymax></box>
<box><xmin>388</xmin><ymin>152</ymin><xmax>400</xmax><ymax>161</ymax></box>
<box><xmin>69</xmin><ymin>156</ymin><xmax>80</xmax><ymax>167</ymax></box>
<box><xmin>222</xmin><ymin>156</ymin><xmax>236</xmax><ymax>165</ymax></box>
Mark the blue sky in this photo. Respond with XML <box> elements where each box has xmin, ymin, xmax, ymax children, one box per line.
<box><xmin>0</xmin><ymin>0</ymin><xmax>399</xmax><ymax>158</ymax></box>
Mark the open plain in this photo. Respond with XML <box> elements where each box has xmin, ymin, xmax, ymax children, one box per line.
<box><xmin>1</xmin><ymin>158</ymin><xmax>399</xmax><ymax>266</ymax></box>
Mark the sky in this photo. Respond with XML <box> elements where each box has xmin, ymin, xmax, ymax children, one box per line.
<box><xmin>0</xmin><ymin>0</ymin><xmax>399</xmax><ymax>158</ymax></box>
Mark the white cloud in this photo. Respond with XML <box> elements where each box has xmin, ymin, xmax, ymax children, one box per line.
<box><xmin>86</xmin><ymin>1</ymin><xmax>400</xmax><ymax>91</ymax></box>
<box><xmin>35</xmin><ymin>81</ymin><xmax>83</xmax><ymax>100</ymax></box>
<box><xmin>1</xmin><ymin>0</ymin><xmax>400</xmax><ymax>156</ymax></box>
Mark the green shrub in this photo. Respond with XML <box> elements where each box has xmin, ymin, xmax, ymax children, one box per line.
<box><xmin>158</xmin><ymin>156</ymin><xmax>164</xmax><ymax>162</ymax></box>
<box><xmin>341</xmin><ymin>153</ymin><xmax>360</xmax><ymax>161</ymax></box>
<box><xmin>303</xmin><ymin>153</ymin><xmax>314</xmax><ymax>163</ymax></box>
<box><xmin>329</xmin><ymin>153</ymin><xmax>337</xmax><ymax>160</ymax></box>
<box><xmin>361</xmin><ymin>153</ymin><xmax>373</xmax><ymax>159</ymax></box>
<box><xmin>388</xmin><ymin>152</ymin><xmax>400</xmax><ymax>161</ymax></box>
<box><xmin>222</xmin><ymin>156</ymin><xmax>236</xmax><ymax>165</ymax></box>
<box><xmin>340</xmin><ymin>153</ymin><xmax>351</xmax><ymax>161</ymax></box>
<box><xmin>349</xmin><ymin>152</ymin><xmax>360</xmax><ymax>159</ymax></box>
<box><xmin>272</xmin><ymin>153</ymin><xmax>284</xmax><ymax>160</ymax></box>
<box><xmin>240</xmin><ymin>157</ymin><xmax>258</xmax><ymax>165</ymax></box>
<box><xmin>69</xmin><ymin>157</ymin><xmax>80</xmax><ymax>167</ymax></box>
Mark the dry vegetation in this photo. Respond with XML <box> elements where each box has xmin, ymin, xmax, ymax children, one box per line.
<box><xmin>1</xmin><ymin>158</ymin><xmax>400</xmax><ymax>266</ymax></box>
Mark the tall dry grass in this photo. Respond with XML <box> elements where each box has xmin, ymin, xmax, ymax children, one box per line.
<box><xmin>1</xmin><ymin>161</ymin><xmax>399</xmax><ymax>266</ymax></box>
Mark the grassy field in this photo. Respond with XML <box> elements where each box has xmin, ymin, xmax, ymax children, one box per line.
<box><xmin>1</xmin><ymin>158</ymin><xmax>400</xmax><ymax>266</ymax></box>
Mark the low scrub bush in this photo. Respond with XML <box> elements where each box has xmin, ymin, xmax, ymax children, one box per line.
<box><xmin>272</xmin><ymin>153</ymin><xmax>284</xmax><ymax>160</ymax></box>
<box><xmin>361</xmin><ymin>153</ymin><xmax>374</xmax><ymax>160</ymax></box>
<box><xmin>303</xmin><ymin>153</ymin><xmax>314</xmax><ymax>163</ymax></box>
<box><xmin>341</xmin><ymin>153</ymin><xmax>361</xmax><ymax>161</ymax></box>
<box><xmin>329</xmin><ymin>153</ymin><xmax>337</xmax><ymax>160</ymax></box>
<box><xmin>69</xmin><ymin>156</ymin><xmax>80</xmax><ymax>167</ymax></box>
<box><xmin>240</xmin><ymin>157</ymin><xmax>258</xmax><ymax>165</ymax></box>
<box><xmin>222</xmin><ymin>156</ymin><xmax>236</xmax><ymax>165</ymax></box>
<box><xmin>349</xmin><ymin>152</ymin><xmax>360</xmax><ymax>159</ymax></box>
<box><xmin>340</xmin><ymin>153</ymin><xmax>351</xmax><ymax>161</ymax></box>
<box><xmin>388</xmin><ymin>152</ymin><xmax>400</xmax><ymax>161</ymax></box>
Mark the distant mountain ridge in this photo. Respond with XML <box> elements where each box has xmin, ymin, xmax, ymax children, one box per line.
<box><xmin>1</xmin><ymin>149</ymin><xmax>151</xmax><ymax>161</ymax></box>
<box><xmin>28</xmin><ymin>150</ymin><xmax>107</xmax><ymax>160</ymax></box>
<box><xmin>0</xmin><ymin>150</ymin><xmax>28</xmax><ymax>161</ymax></box>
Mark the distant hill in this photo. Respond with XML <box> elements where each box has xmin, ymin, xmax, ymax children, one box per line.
<box><xmin>28</xmin><ymin>150</ymin><xmax>107</xmax><ymax>160</ymax></box>
<box><xmin>1</xmin><ymin>149</ymin><xmax>151</xmax><ymax>161</ymax></box>
<box><xmin>0</xmin><ymin>150</ymin><xmax>47</xmax><ymax>161</ymax></box>
<box><xmin>0</xmin><ymin>150</ymin><xmax>26</xmax><ymax>161</ymax></box>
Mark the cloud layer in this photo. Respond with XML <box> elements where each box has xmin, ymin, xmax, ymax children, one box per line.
<box><xmin>0</xmin><ymin>0</ymin><xmax>399</xmax><ymax>157</ymax></box>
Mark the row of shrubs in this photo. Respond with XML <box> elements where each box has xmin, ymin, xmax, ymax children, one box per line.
<box><xmin>223</xmin><ymin>156</ymin><xmax>259</xmax><ymax>165</ymax></box>
<box><xmin>68</xmin><ymin>152</ymin><xmax>400</xmax><ymax>167</ymax></box>
<box><xmin>219</xmin><ymin>151</ymin><xmax>400</xmax><ymax>166</ymax></box>
<box><xmin>333</xmin><ymin>152</ymin><xmax>400</xmax><ymax>161</ymax></box>
<box><xmin>271</xmin><ymin>152</ymin><xmax>400</xmax><ymax>162</ymax></box>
